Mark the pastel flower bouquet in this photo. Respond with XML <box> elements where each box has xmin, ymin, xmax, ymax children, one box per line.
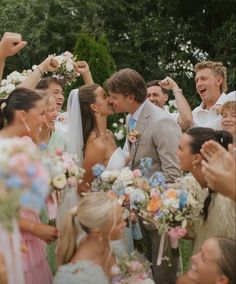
<box><xmin>91</xmin><ymin>162</ymin><xmax>151</xmax><ymax>210</ymax></box>
<box><xmin>0</xmin><ymin>138</ymin><xmax>50</xmax><ymax>231</ymax></box>
<box><xmin>140</xmin><ymin>171</ymin><xmax>204</xmax><ymax>252</ymax></box>
<box><xmin>111</xmin><ymin>253</ymin><xmax>154</xmax><ymax>284</ymax></box>
<box><xmin>41</xmin><ymin>146</ymin><xmax>85</xmax><ymax>193</ymax></box>
<box><xmin>53</xmin><ymin>51</ymin><xmax>78</xmax><ymax>84</ymax></box>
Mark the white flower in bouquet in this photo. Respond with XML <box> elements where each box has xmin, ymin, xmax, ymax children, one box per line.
<box><xmin>126</xmin><ymin>187</ymin><xmax>147</xmax><ymax>205</ymax></box>
<box><xmin>2</xmin><ymin>83</ymin><xmax>15</xmax><ymax>94</ymax></box>
<box><xmin>112</xmin><ymin>122</ymin><xmax>118</xmax><ymax>127</ymax></box>
<box><xmin>118</xmin><ymin>167</ymin><xmax>134</xmax><ymax>185</ymax></box>
<box><xmin>101</xmin><ymin>170</ymin><xmax>120</xmax><ymax>183</ymax></box>
<box><xmin>6</xmin><ymin>71</ymin><xmax>24</xmax><ymax>84</ymax></box>
<box><xmin>119</xmin><ymin>118</ymin><xmax>124</xmax><ymax>124</ymax></box>
<box><xmin>52</xmin><ymin>174</ymin><xmax>67</xmax><ymax>190</ymax></box>
<box><xmin>65</xmin><ymin>61</ymin><xmax>74</xmax><ymax>72</ymax></box>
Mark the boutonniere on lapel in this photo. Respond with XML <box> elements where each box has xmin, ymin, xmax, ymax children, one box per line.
<box><xmin>212</xmin><ymin>104</ymin><xmax>222</xmax><ymax>115</ymax></box>
<box><xmin>127</xmin><ymin>130</ymin><xmax>140</xmax><ymax>143</ymax></box>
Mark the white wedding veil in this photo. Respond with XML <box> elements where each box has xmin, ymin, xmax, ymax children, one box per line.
<box><xmin>66</xmin><ymin>88</ymin><xmax>84</xmax><ymax>167</ymax></box>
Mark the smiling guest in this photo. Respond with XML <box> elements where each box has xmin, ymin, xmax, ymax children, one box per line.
<box><xmin>0</xmin><ymin>88</ymin><xmax>46</xmax><ymax>143</ymax></box>
<box><xmin>221</xmin><ymin>101</ymin><xmax>236</xmax><ymax>145</ymax></box>
<box><xmin>176</xmin><ymin>237</ymin><xmax>235</xmax><ymax>284</ymax></box>
<box><xmin>192</xmin><ymin>61</ymin><xmax>235</xmax><ymax>130</ymax></box>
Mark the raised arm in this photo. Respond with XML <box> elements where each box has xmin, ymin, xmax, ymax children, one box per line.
<box><xmin>19</xmin><ymin>55</ymin><xmax>59</xmax><ymax>89</ymax></box>
<box><xmin>159</xmin><ymin>76</ymin><xmax>192</xmax><ymax>131</ymax></box>
<box><xmin>0</xmin><ymin>32</ymin><xmax>27</xmax><ymax>81</ymax></box>
<box><xmin>73</xmin><ymin>60</ymin><xmax>94</xmax><ymax>85</ymax></box>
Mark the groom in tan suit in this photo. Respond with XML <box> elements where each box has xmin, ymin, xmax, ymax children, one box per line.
<box><xmin>106</xmin><ymin>68</ymin><xmax>181</xmax><ymax>284</ymax></box>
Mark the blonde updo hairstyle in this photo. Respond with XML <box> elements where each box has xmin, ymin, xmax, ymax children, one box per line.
<box><xmin>57</xmin><ymin>192</ymin><xmax>118</xmax><ymax>266</ymax></box>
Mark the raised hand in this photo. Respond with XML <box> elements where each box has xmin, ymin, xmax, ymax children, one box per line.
<box><xmin>0</xmin><ymin>32</ymin><xmax>27</xmax><ymax>59</ymax></box>
<box><xmin>38</xmin><ymin>55</ymin><xmax>59</xmax><ymax>73</ymax></box>
<box><xmin>73</xmin><ymin>60</ymin><xmax>90</xmax><ymax>75</ymax></box>
<box><xmin>159</xmin><ymin>76</ymin><xmax>179</xmax><ymax>91</ymax></box>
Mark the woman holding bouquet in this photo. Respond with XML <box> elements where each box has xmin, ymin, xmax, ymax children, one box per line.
<box><xmin>176</xmin><ymin>127</ymin><xmax>235</xmax><ymax>254</ymax></box>
<box><xmin>0</xmin><ymin>88</ymin><xmax>58</xmax><ymax>284</ymax></box>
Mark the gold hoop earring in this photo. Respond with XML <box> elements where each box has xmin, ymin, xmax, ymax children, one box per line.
<box><xmin>23</xmin><ymin>120</ymin><xmax>31</xmax><ymax>132</ymax></box>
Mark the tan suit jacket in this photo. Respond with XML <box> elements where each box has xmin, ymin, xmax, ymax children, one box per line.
<box><xmin>127</xmin><ymin>100</ymin><xmax>181</xmax><ymax>182</ymax></box>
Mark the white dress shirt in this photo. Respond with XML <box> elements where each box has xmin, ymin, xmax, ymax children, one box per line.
<box><xmin>192</xmin><ymin>93</ymin><xmax>235</xmax><ymax>130</ymax></box>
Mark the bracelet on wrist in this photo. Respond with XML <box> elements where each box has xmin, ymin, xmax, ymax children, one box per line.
<box><xmin>173</xmin><ymin>89</ymin><xmax>183</xmax><ymax>95</ymax></box>
<box><xmin>36</xmin><ymin>66</ymin><xmax>44</xmax><ymax>77</ymax></box>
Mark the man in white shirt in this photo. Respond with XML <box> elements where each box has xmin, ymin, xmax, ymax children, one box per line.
<box><xmin>147</xmin><ymin>77</ymin><xmax>192</xmax><ymax>131</ymax></box>
<box><xmin>192</xmin><ymin>61</ymin><xmax>235</xmax><ymax>130</ymax></box>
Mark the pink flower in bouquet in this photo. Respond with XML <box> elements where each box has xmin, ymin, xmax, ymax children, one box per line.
<box><xmin>64</xmin><ymin>51</ymin><xmax>73</xmax><ymax>58</ymax></box>
<box><xmin>111</xmin><ymin>264</ymin><xmax>121</xmax><ymax>275</ymax></box>
<box><xmin>128</xmin><ymin>260</ymin><xmax>143</xmax><ymax>272</ymax></box>
<box><xmin>150</xmin><ymin>188</ymin><xmax>160</xmax><ymax>198</ymax></box>
<box><xmin>168</xmin><ymin>227</ymin><xmax>187</xmax><ymax>249</ymax></box>
<box><xmin>55</xmin><ymin>147</ymin><xmax>63</xmax><ymax>155</ymax></box>
<box><xmin>133</xmin><ymin>169</ymin><xmax>142</xmax><ymax>177</ymax></box>
<box><xmin>8</xmin><ymin>153</ymin><xmax>30</xmax><ymax>174</ymax></box>
<box><xmin>67</xmin><ymin>176</ymin><xmax>76</xmax><ymax>187</ymax></box>
<box><xmin>139</xmin><ymin>272</ymin><xmax>149</xmax><ymax>280</ymax></box>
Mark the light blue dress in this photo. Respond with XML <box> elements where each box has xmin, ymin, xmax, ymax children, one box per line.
<box><xmin>53</xmin><ymin>261</ymin><xmax>109</xmax><ymax>284</ymax></box>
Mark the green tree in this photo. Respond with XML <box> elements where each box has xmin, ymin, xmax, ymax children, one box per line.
<box><xmin>0</xmin><ymin>0</ymin><xmax>104</xmax><ymax>75</ymax></box>
<box><xmin>73</xmin><ymin>33</ymin><xmax>116</xmax><ymax>85</ymax></box>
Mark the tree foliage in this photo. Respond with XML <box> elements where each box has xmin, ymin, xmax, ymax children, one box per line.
<box><xmin>0</xmin><ymin>0</ymin><xmax>235</xmax><ymax>107</ymax></box>
<box><xmin>74</xmin><ymin>33</ymin><xmax>116</xmax><ymax>85</ymax></box>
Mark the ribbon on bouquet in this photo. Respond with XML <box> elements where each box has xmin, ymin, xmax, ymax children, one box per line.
<box><xmin>156</xmin><ymin>227</ymin><xmax>187</xmax><ymax>266</ymax></box>
<box><xmin>157</xmin><ymin>233</ymin><xmax>166</xmax><ymax>266</ymax></box>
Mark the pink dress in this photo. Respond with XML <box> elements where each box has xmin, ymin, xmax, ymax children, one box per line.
<box><xmin>20</xmin><ymin>209</ymin><xmax>52</xmax><ymax>284</ymax></box>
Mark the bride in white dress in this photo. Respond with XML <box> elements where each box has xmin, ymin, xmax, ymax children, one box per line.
<box><xmin>57</xmin><ymin>84</ymin><xmax>133</xmax><ymax>254</ymax></box>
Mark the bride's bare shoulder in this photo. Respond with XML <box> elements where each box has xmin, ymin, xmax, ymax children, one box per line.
<box><xmin>86</xmin><ymin>133</ymin><xmax>106</xmax><ymax>152</ymax></box>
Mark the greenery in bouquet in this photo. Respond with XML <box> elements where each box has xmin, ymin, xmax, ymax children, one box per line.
<box><xmin>40</xmin><ymin>146</ymin><xmax>85</xmax><ymax>193</ymax></box>
<box><xmin>0</xmin><ymin>69</ymin><xmax>33</xmax><ymax>98</ymax></box>
<box><xmin>0</xmin><ymin>138</ymin><xmax>50</xmax><ymax>231</ymax></box>
<box><xmin>53</xmin><ymin>51</ymin><xmax>78</xmax><ymax>85</ymax></box>
<box><xmin>111</xmin><ymin>252</ymin><xmax>154</xmax><ymax>284</ymax></box>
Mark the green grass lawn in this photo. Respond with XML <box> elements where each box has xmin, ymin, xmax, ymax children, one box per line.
<box><xmin>180</xmin><ymin>239</ymin><xmax>193</xmax><ymax>272</ymax></box>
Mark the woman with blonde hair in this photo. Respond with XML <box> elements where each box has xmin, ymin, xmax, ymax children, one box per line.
<box><xmin>54</xmin><ymin>192</ymin><xmax>126</xmax><ymax>283</ymax></box>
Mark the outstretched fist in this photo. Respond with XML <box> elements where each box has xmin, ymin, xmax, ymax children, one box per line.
<box><xmin>0</xmin><ymin>32</ymin><xmax>27</xmax><ymax>59</ymax></box>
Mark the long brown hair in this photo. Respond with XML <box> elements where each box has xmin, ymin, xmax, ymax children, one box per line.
<box><xmin>186</xmin><ymin>127</ymin><xmax>233</xmax><ymax>220</ymax></box>
<box><xmin>79</xmin><ymin>84</ymin><xmax>100</xmax><ymax>148</ymax></box>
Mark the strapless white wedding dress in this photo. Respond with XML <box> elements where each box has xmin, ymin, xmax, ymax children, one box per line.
<box><xmin>105</xmin><ymin>147</ymin><xmax>126</xmax><ymax>171</ymax></box>
<box><xmin>57</xmin><ymin>148</ymin><xmax>127</xmax><ymax>229</ymax></box>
